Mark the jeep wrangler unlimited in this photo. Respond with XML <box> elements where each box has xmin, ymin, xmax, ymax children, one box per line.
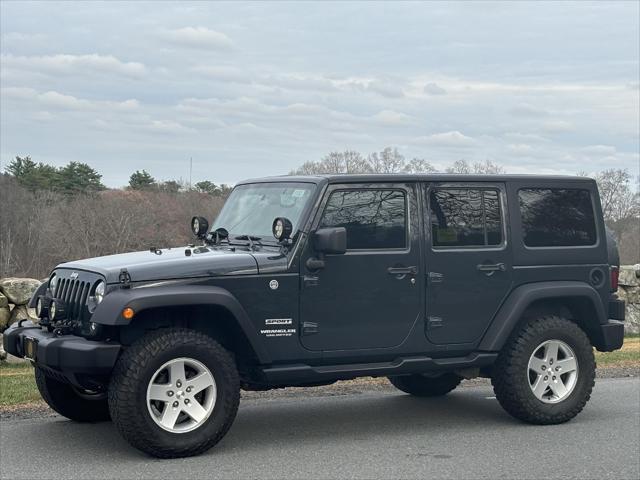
<box><xmin>4</xmin><ymin>174</ymin><xmax>626</xmax><ymax>458</ymax></box>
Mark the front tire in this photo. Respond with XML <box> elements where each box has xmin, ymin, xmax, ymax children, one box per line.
<box><xmin>35</xmin><ymin>367</ymin><xmax>110</xmax><ymax>422</ymax></box>
<box><xmin>108</xmin><ymin>328</ymin><xmax>240</xmax><ymax>458</ymax></box>
<box><xmin>388</xmin><ymin>372</ymin><xmax>462</xmax><ymax>397</ymax></box>
<box><xmin>491</xmin><ymin>315</ymin><xmax>595</xmax><ymax>425</ymax></box>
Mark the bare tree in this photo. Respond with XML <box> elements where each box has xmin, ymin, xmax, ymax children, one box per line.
<box><xmin>367</xmin><ymin>147</ymin><xmax>405</xmax><ymax>173</ymax></box>
<box><xmin>446</xmin><ymin>160</ymin><xmax>472</xmax><ymax>174</ymax></box>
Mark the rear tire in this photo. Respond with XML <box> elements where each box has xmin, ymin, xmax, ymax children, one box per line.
<box><xmin>388</xmin><ymin>372</ymin><xmax>462</xmax><ymax>397</ymax></box>
<box><xmin>35</xmin><ymin>367</ymin><xmax>110</xmax><ymax>422</ymax></box>
<box><xmin>491</xmin><ymin>315</ymin><xmax>595</xmax><ymax>425</ymax></box>
<box><xmin>108</xmin><ymin>328</ymin><xmax>240</xmax><ymax>458</ymax></box>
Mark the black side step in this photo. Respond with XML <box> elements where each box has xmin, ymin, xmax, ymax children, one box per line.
<box><xmin>261</xmin><ymin>353</ymin><xmax>497</xmax><ymax>384</ymax></box>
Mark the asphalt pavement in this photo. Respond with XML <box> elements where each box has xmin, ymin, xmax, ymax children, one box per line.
<box><xmin>1</xmin><ymin>377</ymin><xmax>639</xmax><ymax>480</ymax></box>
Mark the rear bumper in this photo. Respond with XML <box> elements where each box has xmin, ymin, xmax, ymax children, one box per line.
<box><xmin>2</xmin><ymin>321</ymin><xmax>120</xmax><ymax>384</ymax></box>
<box><xmin>596</xmin><ymin>320</ymin><xmax>625</xmax><ymax>352</ymax></box>
<box><xmin>609</xmin><ymin>298</ymin><xmax>626</xmax><ymax>321</ymax></box>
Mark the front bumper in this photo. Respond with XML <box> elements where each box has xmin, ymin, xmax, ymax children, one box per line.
<box><xmin>2</xmin><ymin>321</ymin><xmax>121</xmax><ymax>386</ymax></box>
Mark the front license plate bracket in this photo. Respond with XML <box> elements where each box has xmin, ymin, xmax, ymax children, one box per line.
<box><xmin>23</xmin><ymin>337</ymin><xmax>38</xmax><ymax>361</ymax></box>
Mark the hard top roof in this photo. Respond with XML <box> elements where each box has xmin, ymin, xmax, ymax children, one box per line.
<box><xmin>237</xmin><ymin>173</ymin><xmax>593</xmax><ymax>185</ymax></box>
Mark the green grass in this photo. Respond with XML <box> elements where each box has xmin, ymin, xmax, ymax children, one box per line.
<box><xmin>1</xmin><ymin>336</ymin><xmax>638</xmax><ymax>408</ymax></box>
<box><xmin>0</xmin><ymin>362</ymin><xmax>41</xmax><ymax>407</ymax></box>
<box><xmin>595</xmin><ymin>336</ymin><xmax>640</xmax><ymax>366</ymax></box>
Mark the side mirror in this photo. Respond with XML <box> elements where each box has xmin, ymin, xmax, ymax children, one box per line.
<box><xmin>314</xmin><ymin>227</ymin><xmax>347</xmax><ymax>254</ymax></box>
<box><xmin>191</xmin><ymin>216</ymin><xmax>209</xmax><ymax>239</ymax></box>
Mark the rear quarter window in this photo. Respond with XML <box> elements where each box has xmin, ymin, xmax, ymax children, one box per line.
<box><xmin>518</xmin><ymin>188</ymin><xmax>597</xmax><ymax>247</ymax></box>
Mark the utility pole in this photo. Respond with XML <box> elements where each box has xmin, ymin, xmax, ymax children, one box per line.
<box><xmin>189</xmin><ymin>157</ymin><xmax>193</xmax><ymax>190</ymax></box>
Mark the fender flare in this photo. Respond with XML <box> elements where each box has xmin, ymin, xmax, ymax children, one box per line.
<box><xmin>478</xmin><ymin>281</ymin><xmax>607</xmax><ymax>352</ymax></box>
<box><xmin>91</xmin><ymin>284</ymin><xmax>271</xmax><ymax>363</ymax></box>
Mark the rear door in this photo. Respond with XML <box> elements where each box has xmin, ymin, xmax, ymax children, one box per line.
<box><xmin>424</xmin><ymin>183</ymin><xmax>513</xmax><ymax>345</ymax></box>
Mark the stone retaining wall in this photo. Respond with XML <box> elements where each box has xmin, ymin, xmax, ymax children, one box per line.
<box><xmin>617</xmin><ymin>265</ymin><xmax>640</xmax><ymax>334</ymax></box>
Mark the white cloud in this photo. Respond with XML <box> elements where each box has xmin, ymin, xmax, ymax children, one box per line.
<box><xmin>581</xmin><ymin>144</ymin><xmax>617</xmax><ymax>155</ymax></box>
<box><xmin>163</xmin><ymin>27</ymin><xmax>233</xmax><ymax>50</ymax></box>
<box><xmin>1</xmin><ymin>53</ymin><xmax>147</xmax><ymax>78</ymax></box>
<box><xmin>424</xmin><ymin>82</ymin><xmax>447</xmax><ymax>95</ymax></box>
<box><xmin>414</xmin><ymin>131</ymin><xmax>477</xmax><ymax>147</ymax></box>
<box><xmin>509</xmin><ymin>103</ymin><xmax>550</xmax><ymax>117</ymax></box>
<box><xmin>541</xmin><ymin>120</ymin><xmax>574</xmax><ymax>133</ymax></box>
<box><xmin>372</xmin><ymin>110</ymin><xmax>412</xmax><ymax>125</ymax></box>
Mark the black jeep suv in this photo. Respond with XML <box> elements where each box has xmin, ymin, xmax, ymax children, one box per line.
<box><xmin>4</xmin><ymin>174</ymin><xmax>626</xmax><ymax>458</ymax></box>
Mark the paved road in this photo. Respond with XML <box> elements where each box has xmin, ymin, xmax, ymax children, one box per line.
<box><xmin>1</xmin><ymin>378</ymin><xmax>639</xmax><ymax>480</ymax></box>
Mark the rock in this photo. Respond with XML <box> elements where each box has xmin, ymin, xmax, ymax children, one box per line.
<box><xmin>0</xmin><ymin>292</ymin><xmax>8</xmax><ymax>308</ymax></box>
<box><xmin>7</xmin><ymin>304</ymin><xmax>38</xmax><ymax>322</ymax></box>
<box><xmin>0</xmin><ymin>335</ymin><xmax>6</xmax><ymax>361</ymax></box>
<box><xmin>0</xmin><ymin>307</ymin><xmax>10</xmax><ymax>332</ymax></box>
<box><xmin>619</xmin><ymin>265</ymin><xmax>640</xmax><ymax>287</ymax></box>
<box><xmin>624</xmin><ymin>304</ymin><xmax>640</xmax><ymax>335</ymax></box>
<box><xmin>623</xmin><ymin>287</ymin><xmax>640</xmax><ymax>305</ymax></box>
<box><xmin>0</xmin><ymin>278</ymin><xmax>42</xmax><ymax>305</ymax></box>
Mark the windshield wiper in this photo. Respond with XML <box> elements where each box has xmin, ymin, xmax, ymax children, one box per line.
<box><xmin>232</xmin><ymin>234</ymin><xmax>262</xmax><ymax>250</ymax></box>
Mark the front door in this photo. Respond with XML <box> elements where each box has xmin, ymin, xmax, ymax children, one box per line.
<box><xmin>300</xmin><ymin>183</ymin><xmax>422</xmax><ymax>351</ymax></box>
<box><xmin>424</xmin><ymin>183</ymin><xmax>512</xmax><ymax>345</ymax></box>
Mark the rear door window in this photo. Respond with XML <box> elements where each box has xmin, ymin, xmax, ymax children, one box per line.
<box><xmin>518</xmin><ymin>188</ymin><xmax>597</xmax><ymax>247</ymax></box>
<box><xmin>429</xmin><ymin>188</ymin><xmax>503</xmax><ymax>248</ymax></box>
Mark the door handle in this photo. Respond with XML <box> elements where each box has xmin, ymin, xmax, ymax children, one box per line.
<box><xmin>476</xmin><ymin>263</ymin><xmax>506</xmax><ymax>275</ymax></box>
<box><xmin>387</xmin><ymin>266</ymin><xmax>418</xmax><ymax>276</ymax></box>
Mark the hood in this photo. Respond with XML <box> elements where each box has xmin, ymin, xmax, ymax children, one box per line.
<box><xmin>56</xmin><ymin>246</ymin><xmax>259</xmax><ymax>284</ymax></box>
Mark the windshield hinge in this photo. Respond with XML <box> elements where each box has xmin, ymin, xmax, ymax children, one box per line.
<box><xmin>119</xmin><ymin>268</ymin><xmax>131</xmax><ymax>289</ymax></box>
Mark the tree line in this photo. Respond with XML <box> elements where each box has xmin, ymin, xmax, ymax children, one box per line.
<box><xmin>6</xmin><ymin>156</ymin><xmax>233</xmax><ymax>196</ymax></box>
<box><xmin>1</xmin><ymin>150</ymin><xmax>638</xmax><ymax>279</ymax></box>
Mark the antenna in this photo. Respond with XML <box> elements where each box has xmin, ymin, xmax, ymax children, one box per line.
<box><xmin>189</xmin><ymin>157</ymin><xmax>193</xmax><ymax>190</ymax></box>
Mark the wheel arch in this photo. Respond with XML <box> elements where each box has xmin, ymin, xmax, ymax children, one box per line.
<box><xmin>92</xmin><ymin>284</ymin><xmax>271</xmax><ymax>364</ymax></box>
<box><xmin>479</xmin><ymin>281</ymin><xmax>608</xmax><ymax>352</ymax></box>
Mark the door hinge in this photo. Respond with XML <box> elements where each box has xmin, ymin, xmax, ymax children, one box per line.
<box><xmin>427</xmin><ymin>316</ymin><xmax>444</xmax><ymax>331</ymax></box>
<box><xmin>302</xmin><ymin>321</ymin><xmax>319</xmax><ymax>335</ymax></box>
<box><xmin>428</xmin><ymin>272</ymin><xmax>444</xmax><ymax>284</ymax></box>
<box><xmin>303</xmin><ymin>275</ymin><xmax>320</xmax><ymax>288</ymax></box>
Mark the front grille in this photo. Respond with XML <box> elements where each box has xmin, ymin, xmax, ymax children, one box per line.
<box><xmin>51</xmin><ymin>269</ymin><xmax>103</xmax><ymax>326</ymax></box>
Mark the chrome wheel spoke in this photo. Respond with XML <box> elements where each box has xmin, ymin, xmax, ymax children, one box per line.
<box><xmin>148</xmin><ymin>384</ymin><xmax>172</xmax><ymax>402</ymax></box>
<box><xmin>169</xmin><ymin>361</ymin><xmax>186</xmax><ymax>385</ymax></box>
<box><xmin>160</xmin><ymin>403</ymin><xmax>182</xmax><ymax>430</ymax></box>
<box><xmin>545</xmin><ymin>342</ymin><xmax>559</xmax><ymax>363</ymax></box>
<box><xmin>528</xmin><ymin>356</ymin><xmax>546</xmax><ymax>374</ymax></box>
<box><xmin>184</xmin><ymin>401</ymin><xmax>208</xmax><ymax>423</ymax></box>
<box><xmin>531</xmin><ymin>376</ymin><xmax>548</xmax><ymax>400</ymax></box>
<box><xmin>549</xmin><ymin>377</ymin><xmax>569</xmax><ymax>399</ymax></box>
<box><xmin>186</xmin><ymin>372</ymin><xmax>214</xmax><ymax>395</ymax></box>
<box><xmin>555</xmin><ymin>357</ymin><xmax>577</xmax><ymax>374</ymax></box>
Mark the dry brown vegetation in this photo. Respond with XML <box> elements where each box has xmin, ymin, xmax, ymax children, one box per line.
<box><xmin>0</xmin><ymin>175</ymin><xmax>225</xmax><ymax>278</ymax></box>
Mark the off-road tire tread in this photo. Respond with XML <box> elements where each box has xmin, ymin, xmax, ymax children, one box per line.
<box><xmin>108</xmin><ymin>328</ymin><xmax>240</xmax><ymax>458</ymax></box>
<box><xmin>491</xmin><ymin>315</ymin><xmax>595</xmax><ymax>425</ymax></box>
<box><xmin>35</xmin><ymin>367</ymin><xmax>110</xmax><ymax>422</ymax></box>
<box><xmin>388</xmin><ymin>373</ymin><xmax>462</xmax><ymax>397</ymax></box>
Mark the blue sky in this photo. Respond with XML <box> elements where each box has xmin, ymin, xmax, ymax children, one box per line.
<box><xmin>1</xmin><ymin>1</ymin><xmax>638</xmax><ymax>187</ymax></box>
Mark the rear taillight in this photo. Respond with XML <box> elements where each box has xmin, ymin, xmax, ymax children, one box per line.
<box><xmin>610</xmin><ymin>266</ymin><xmax>619</xmax><ymax>292</ymax></box>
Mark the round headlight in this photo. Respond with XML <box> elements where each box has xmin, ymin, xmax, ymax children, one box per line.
<box><xmin>95</xmin><ymin>281</ymin><xmax>106</xmax><ymax>304</ymax></box>
<box><xmin>191</xmin><ymin>216</ymin><xmax>209</xmax><ymax>238</ymax></box>
<box><xmin>49</xmin><ymin>274</ymin><xmax>58</xmax><ymax>294</ymax></box>
<box><xmin>35</xmin><ymin>297</ymin><xmax>43</xmax><ymax>317</ymax></box>
<box><xmin>49</xmin><ymin>301</ymin><xmax>56</xmax><ymax>319</ymax></box>
<box><xmin>272</xmin><ymin>217</ymin><xmax>293</xmax><ymax>241</ymax></box>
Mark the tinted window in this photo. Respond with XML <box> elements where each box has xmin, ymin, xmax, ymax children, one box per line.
<box><xmin>430</xmin><ymin>189</ymin><xmax>503</xmax><ymax>247</ymax></box>
<box><xmin>319</xmin><ymin>189</ymin><xmax>406</xmax><ymax>249</ymax></box>
<box><xmin>519</xmin><ymin>188</ymin><xmax>596</xmax><ymax>247</ymax></box>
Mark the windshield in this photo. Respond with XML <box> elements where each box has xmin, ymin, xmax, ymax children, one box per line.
<box><xmin>211</xmin><ymin>182</ymin><xmax>316</xmax><ymax>240</ymax></box>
